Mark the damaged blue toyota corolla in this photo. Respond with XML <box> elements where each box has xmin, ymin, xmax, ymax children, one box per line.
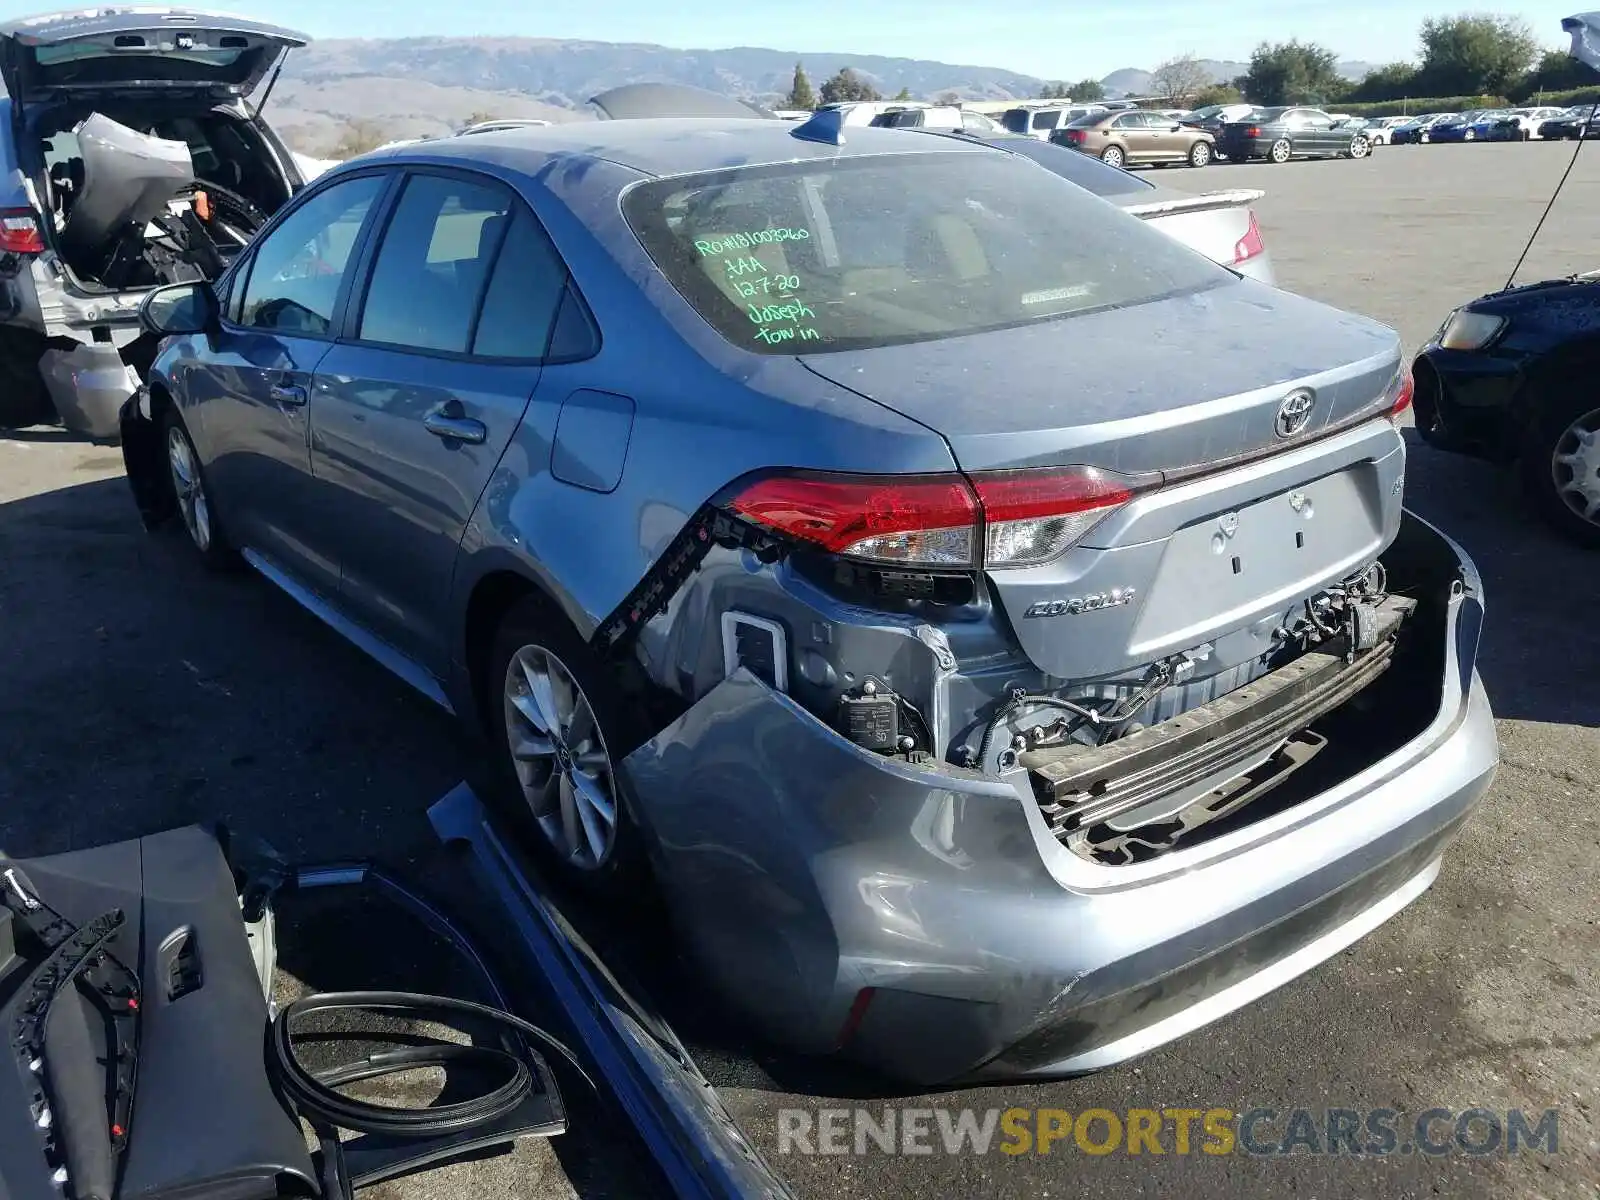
<box><xmin>118</xmin><ymin>113</ymin><xmax>1498</xmax><ymax>1086</ymax></box>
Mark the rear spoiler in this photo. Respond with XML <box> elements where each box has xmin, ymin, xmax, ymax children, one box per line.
<box><xmin>1119</xmin><ymin>188</ymin><xmax>1266</xmax><ymax>219</ymax></box>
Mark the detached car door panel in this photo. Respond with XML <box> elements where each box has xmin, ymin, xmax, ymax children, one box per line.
<box><xmin>197</xmin><ymin>171</ymin><xmax>389</xmax><ymax>595</ymax></box>
<box><xmin>309</xmin><ymin>171</ymin><xmax>569</xmax><ymax>673</ymax></box>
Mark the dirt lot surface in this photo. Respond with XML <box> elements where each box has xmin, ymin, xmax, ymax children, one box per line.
<box><xmin>1</xmin><ymin>140</ymin><xmax>1596</xmax><ymax>1199</ymax></box>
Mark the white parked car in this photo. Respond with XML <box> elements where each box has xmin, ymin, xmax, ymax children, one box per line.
<box><xmin>289</xmin><ymin>151</ymin><xmax>341</xmax><ymax>181</ymax></box>
<box><xmin>871</xmin><ymin>105</ymin><xmax>1001</xmax><ymax>134</ymax></box>
<box><xmin>1360</xmin><ymin>116</ymin><xmax>1411</xmax><ymax>145</ymax></box>
<box><xmin>998</xmin><ymin>103</ymin><xmax>1108</xmax><ymax>140</ymax></box>
<box><xmin>815</xmin><ymin>100</ymin><xmax>931</xmax><ymax>126</ymax></box>
<box><xmin>1506</xmin><ymin>107</ymin><xmax>1571</xmax><ymax>139</ymax></box>
<box><xmin>458</xmin><ymin>118</ymin><xmax>553</xmax><ymax>136</ymax></box>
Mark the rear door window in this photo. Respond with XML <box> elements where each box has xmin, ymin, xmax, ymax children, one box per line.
<box><xmin>238</xmin><ymin>173</ymin><xmax>386</xmax><ymax>336</ymax></box>
<box><xmin>1031</xmin><ymin>110</ymin><xmax>1060</xmax><ymax>131</ymax></box>
<box><xmin>471</xmin><ymin>208</ymin><xmax>572</xmax><ymax>359</ymax></box>
<box><xmin>356</xmin><ymin>173</ymin><xmax>512</xmax><ymax>354</ymax></box>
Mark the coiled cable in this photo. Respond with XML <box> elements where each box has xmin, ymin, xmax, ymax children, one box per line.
<box><xmin>256</xmin><ymin>862</ymin><xmax>594</xmax><ymax>1200</ymax></box>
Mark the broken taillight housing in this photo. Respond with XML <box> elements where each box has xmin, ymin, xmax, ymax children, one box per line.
<box><xmin>725</xmin><ymin>466</ymin><xmax>1146</xmax><ymax>570</ymax></box>
<box><xmin>1232</xmin><ymin>210</ymin><xmax>1266</xmax><ymax>265</ymax></box>
<box><xmin>0</xmin><ymin>208</ymin><xmax>44</xmax><ymax>255</ymax></box>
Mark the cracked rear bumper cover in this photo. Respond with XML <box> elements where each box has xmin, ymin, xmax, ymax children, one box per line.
<box><xmin>620</xmin><ymin>512</ymin><xmax>1498</xmax><ymax>1086</ymax></box>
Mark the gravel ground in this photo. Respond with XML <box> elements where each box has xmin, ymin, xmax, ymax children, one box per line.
<box><xmin>1</xmin><ymin>139</ymin><xmax>1596</xmax><ymax>1200</ymax></box>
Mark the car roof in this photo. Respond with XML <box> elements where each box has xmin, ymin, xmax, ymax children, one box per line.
<box><xmin>366</xmin><ymin>116</ymin><xmax>1001</xmax><ymax>178</ymax></box>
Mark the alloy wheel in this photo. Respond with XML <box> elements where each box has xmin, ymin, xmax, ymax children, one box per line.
<box><xmin>502</xmin><ymin>643</ymin><xmax>620</xmax><ymax>870</ymax></box>
<box><xmin>1350</xmin><ymin>137</ymin><xmax>1370</xmax><ymax>159</ymax></box>
<box><xmin>1102</xmin><ymin>145</ymin><xmax>1124</xmax><ymax>168</ymax></box>
<box><xmin>166</xmin><ymin>425</ymin><xmax>212</xmax><ymax>553</ymax></box>
<box><xmin>1270</xmin><ymin>140</ymin><xmax>1291</xmax><ymax>163</ymax></box>
<box><xmin>1190</xmin><ymin>142</ymin><xmax>1211</xmax><ymax>167</ymax></box>
<box><xmin>1551</xmin><ymin>405</ymin><xmax>1600</xmax><ymax>526</ymax></box>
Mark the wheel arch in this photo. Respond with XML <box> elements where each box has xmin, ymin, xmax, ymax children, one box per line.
<box><xmin>1513</xmin><ymin>336</ymin><xmax>1600</xmax><ymax>442</ymax></box>
<box><xmin>457</xmin><ymin>558</ymin><xmax>571</xmax><ymax>738</ymax></box>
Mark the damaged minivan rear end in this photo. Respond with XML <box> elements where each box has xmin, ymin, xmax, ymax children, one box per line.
<box><xmin>0</xmin><ymin>7</ymin><xmax>306</xmax><ymax>436</ymax></box>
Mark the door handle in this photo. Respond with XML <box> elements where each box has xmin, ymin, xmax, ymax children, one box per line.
<box><xmin>269</xmin><ymin>383</ymin><xmax>307</xmax><ymax>407</ymax></box>
<box><xmin>423</xmin><ymin>408</ymin><xmax>487</xmax><ymax>444</ymax></box>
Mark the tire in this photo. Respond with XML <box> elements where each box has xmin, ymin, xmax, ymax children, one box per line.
<box><xmin>1100</xmin><ymin>144</ymin><xmax>1126</xmax><ymax>169</ymax></box>
<box><xmin>0</xmin><ymin>330</ymin><xmax>56</xmax><ymax>430</ymax></box>
<box><xmin>1521</xmin><ymin>385</ymin><xmax>1600</xmax><ymax>549</ymax></box>
<box><xmin>1187</xmin><ymin>140</ymin><xmax>1211</xmax><ymax>167</ymax></box>
<box><xmin>1463</xmin><ymin>129</ymin><xmax>1476</xmax><ymax>141</ymax></box>
<box><xmin>1269</xmin><ymin>138</ymin><xmax>1292</xmax><ymax>164</ymax></box>
<box><xmin>486</xmin><ymin>593</ymin><xmax>654</xmax><ymax>896</ymax></box>
<box><xmin>161</xmin><ymin>407</ymin><xmax>237</xmax><ymax>569</ymax></box>
<box><xmin>1348</xmin><ymin>136</ymin><xmax>1370</xmax><ymax>159</ymax></box>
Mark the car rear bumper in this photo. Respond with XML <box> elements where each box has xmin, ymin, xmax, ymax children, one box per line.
<box><xmin>622</xmin><ymin>512</ymin><xmax>1496</xmax><ymax>1084</ymax></box>
<box><xmin>1217</xmin><ymin>139</ymin><xmax>1266</xmax><ymax>160</ymax></box>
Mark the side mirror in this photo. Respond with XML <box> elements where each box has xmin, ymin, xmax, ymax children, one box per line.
<box><xmin>139</xmin><ymin>281</ymin><xmax>218</xmax><ymax>336</ymax></box>
<box><xmin>1170</xmin><ymin>123</ymin><xmax>1183</xmax><ymax>131</ymax></box>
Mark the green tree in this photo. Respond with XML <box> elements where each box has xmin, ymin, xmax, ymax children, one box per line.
<box><xmin>785</xmin><ymin>62</ymin><xmax>816</xmax><ymax>110</ymax></box>
<box><xmin>818</xmin><ymin>68</ymin><xmax>881</xmax><ymax>105</ymax></box>
<box><xmin>1415</xmin><ymin>14</ymin><xmax>1538</xmax><ymax>97</ymax></box>
<box><xmin>1037</xmin><ymin>81</ymin><xmax>1070</xmax><ymax>99</ymax></box>
<box><xmin>1347</xmin><ymin>61</ymin><xmax>1420</xmax><ymax>102</ymax></box>
<box><xmin>937</xmin><ymin>90</ymin><xmax>960</xmax><ymax>104</ymax></box>
<box><xmin>1069</xmin><ymin>78</ymin><xmax>1106</xmax><ymax>101</ymax></box>
<box><xmin>1515</xmin><ymin>46</ymin><xmax>1591</xmax><ymax>99</ymax></box>
<box><xmin>1239</xmin><ymin>40</ymin><xmax>1347</xmax><ymax>105</ymax></box>
<box><xmin>1192</xmin><ymin>82</ymin><xmax>1243</xmax><ymax>107</ymax></box>
<box><xmin>1150</xmin><ymin>54</ymin><xmax>1213</xmax><ymax>104</ymax></box>
<box><xmin>893</xmin><ymin>86</ymin><xmax>912</xmax><ymax>101</ymax></box>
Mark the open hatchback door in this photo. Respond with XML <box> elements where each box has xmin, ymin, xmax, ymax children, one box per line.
<box><xmin>0</xmin><ymin>7</ymin><xmax>307</xmax><ymax>103</ymax></box>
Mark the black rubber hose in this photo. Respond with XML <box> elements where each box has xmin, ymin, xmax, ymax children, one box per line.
<box><xmin>269</xmin><ymin>990</ymin><xmax>594</xmax><ymax>1138</ymax></box>
<box><xmin>260</xmin><ymin>862</ymin><xmax>597</xmax><ymax>1199</ymax></box>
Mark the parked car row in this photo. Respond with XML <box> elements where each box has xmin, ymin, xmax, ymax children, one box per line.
<box><xmin>1390</xmin><ymin>106</ymin><xmax>1584</xmax><ymax>143</ymax></box>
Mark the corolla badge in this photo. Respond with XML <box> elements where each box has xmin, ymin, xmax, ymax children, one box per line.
<box><xmin>1024</xmin><ymin>587</ymin><xmax>1137</xmax><ymax>618</ymax></box>
<box><xmin>1274</xmin><ymin>388</ymin><xmax>1316</xmax><ymax>439</ymax></box>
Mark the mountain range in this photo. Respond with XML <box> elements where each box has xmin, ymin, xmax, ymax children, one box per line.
<box><xmin>0</xmin><ymin>34</ymin><xmax>1384</xmax><ymax>153</ymax></box>
<box><xmin>268</xmin><ymin>40</ymin><xmax>1386</xmax><ymax>152</ymax></box>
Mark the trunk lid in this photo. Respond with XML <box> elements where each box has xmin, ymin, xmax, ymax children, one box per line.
<box><xmin>799</xmin><ymin>281</ymin><xmax>1407</xmax><ymax>681</ymax></box>
<box><xmin>0</xmin><ymin>8</ymin><xmax>307</xmax><ymax>103</ymax></box>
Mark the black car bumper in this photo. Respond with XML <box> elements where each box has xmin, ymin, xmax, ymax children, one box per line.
<box><xmin>1411</xmin><ymin>345</ymin><xmax>1526</xmax><ymax>461</ymax></box>
<box><xmin>1217</xmin><ymin>138</ymin><xmax>1266</xmax><ymax>160</ymax></box>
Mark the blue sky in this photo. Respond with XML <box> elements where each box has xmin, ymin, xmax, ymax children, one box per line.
<box><xmin>213</xmin><ymin>0</ymin><xmax>1573</xmax><ymax>78</ymax></box>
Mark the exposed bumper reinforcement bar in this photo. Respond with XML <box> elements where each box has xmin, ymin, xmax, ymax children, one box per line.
<box><xmin>1023</xmin><ymin>637</ymin><xmax>1397</xmax><ymax>833</ymax></box>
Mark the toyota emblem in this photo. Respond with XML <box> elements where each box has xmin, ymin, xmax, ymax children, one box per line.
<box><xmin>1274</xmin><ymin>389</ymin><xmax>1316</xmax><ymax>439</ymax></box>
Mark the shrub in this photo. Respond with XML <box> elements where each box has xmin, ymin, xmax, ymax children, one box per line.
<box><xmin>1336</xmin><ymin>94</ymin><xmax>1509</xmax><ymax>117</ymax></box>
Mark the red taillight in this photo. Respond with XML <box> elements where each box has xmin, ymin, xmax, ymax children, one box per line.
<box><xmin>1388</xmin><ymin>364</ymin><xmax>1415</xmax><ymax>422</ymax></box>
<box><xmin>726</xmin><ymin>466</ymin><xmax>1144</xmax><ymax>570</ymax></box>
<box><xmin>1065</xmin><ymin>129</ymin><xmax>1086</xmax><ymax>143</ymax></box>
<box><xmin>971</xmin><ymin>468</ymin><xmax>1134</xmax><ymax>567</ymax></box>
<box><xmin>1233</xmin><ymin>210</ymin><xmax>1266</xmax><ymax>264</ymax></box>
<box><xmin>0</xmin><ymin>208</ymin><xmax>44</xmax><ymax>254</ymax></box>
<box><xmin>728</xmin><ymin>472</ymin><xmax>979</xmax><ymax>566</ymax></box>
<box><xmin>1244</xmin><ymin>125</ymin><xmax>1261</xmax><ymax>138</ymax></box>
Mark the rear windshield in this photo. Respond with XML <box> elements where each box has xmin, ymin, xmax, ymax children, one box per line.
<box><xmin>622</xmin><ymin>151</ymin><xmax>1229</xmax><ymax>356</ymax></box>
